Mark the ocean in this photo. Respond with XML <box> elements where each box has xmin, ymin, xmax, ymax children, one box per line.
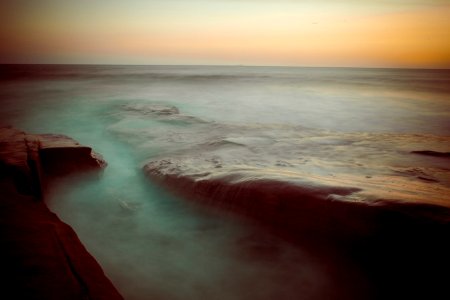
<box><xmin>1</xmin><ymin>65</ymin><xmax>449</xmax><ymax>299</ymax></box>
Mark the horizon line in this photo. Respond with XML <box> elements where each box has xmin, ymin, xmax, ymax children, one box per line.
<box><xmin>1</xmin><ymin>63</ymin><xmax>449</xmax><ymax>71</ymax></box>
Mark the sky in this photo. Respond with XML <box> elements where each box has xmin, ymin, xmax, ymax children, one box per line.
<box><xmin>1</xmin><ymin>0</ymin><xmax>449</xmax><ymax>68</ymax></box>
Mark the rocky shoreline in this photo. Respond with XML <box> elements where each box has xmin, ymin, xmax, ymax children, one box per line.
<box><xmin>0</xmin><ymin>127</ymin><xmax>122</xmax><ymax>300</ymax></box>
<box><xmin>144</xmin><ymin>156</ymin><xmax>450</xmax><ymax>299</ymax></box>
<box><xmin>2</xmin><ymin>123</ymin><xmax>449</xmax><ymax>299</ymax></box>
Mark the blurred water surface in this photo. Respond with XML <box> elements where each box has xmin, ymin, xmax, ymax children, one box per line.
<box><xmin>1</xmin><ymin>65</ymin><xmax>449</xmax><ymax>299</ymax></box>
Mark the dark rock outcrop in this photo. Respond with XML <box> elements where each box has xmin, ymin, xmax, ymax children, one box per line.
<box><xmin>144</xmin><ymin>159</ymin><xmax>450</xmax><ymax>300</ymax></box>
<box><xmin>38</xmin><ymin>133</ymin><xmax>107</xmax><ymax>177</ymax></box>
<box><xmin>0</xmin><ymin>127</ymin><xmax>122</xmax><ymax>300</ymax></box>
<box><xmin>411</xmin><ymin>150</ymin><xmax>450</xmax><ymax>158</ymax></box>
<box><xmin>0</xmin><ymin>127</ymin><xmax>106</xmax><ymax>198</ymax></box>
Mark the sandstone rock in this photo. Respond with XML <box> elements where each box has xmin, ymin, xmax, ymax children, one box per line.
<box><xmin>38</xmin><ymin>133</ymin><xmax>106</xmax><ymax>176</ymax></box>
<box><xmin>0</xmin><ymin>127</ymin><xmax>106</xmax><ymax>198</ymax></box>
<box><xmin>143</xmin><ymin>155</ymin><xmax>450</xmax><ymax>300</ymax></box>
<box><xmin>411</xmin><ymin>150</ymin><xmax>450</xmax><ymax>158</ymax></box>
<box><xmin>0</xmin><ymin>127</ymin><xmax>122</xmax><ymax>300</ymax></box>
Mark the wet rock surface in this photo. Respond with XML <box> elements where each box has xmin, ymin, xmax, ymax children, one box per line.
<box><xmin>0</xmin><ymin>127</ymin><xmax>122</xmax><ymax>300</ymax></box>
<box><xmin>411</xmin><ymin>150</ymin><xmax>450</xmax><ymax>158</ymax></box>
<box><xmin>144</xmin><ymin>158</ymin><xmax>450</xmax><ymax>299</ymax></box>
<box><xmin>138</xmin><ymin>105</ymin><xmax>450</xmax><ymax>299</ymax></box>
<box><xmin>38</xmin><ymin>133</ymin><xmax>107</xmax><ymax>177</ymax></box>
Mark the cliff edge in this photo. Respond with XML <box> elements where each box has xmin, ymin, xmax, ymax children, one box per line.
<box><xmin>0</xmin><ymin>127</ymin><xmax>123</xmax><ymax>300</ymax></box>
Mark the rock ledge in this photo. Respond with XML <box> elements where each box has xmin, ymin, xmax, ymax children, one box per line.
<box><xmin>0</xmin><ymin>127</ymin><xmax>122</xmax><ymax>300</ymax></box>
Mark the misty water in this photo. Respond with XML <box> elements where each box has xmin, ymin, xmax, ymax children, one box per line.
<box><xmin>1</xmin><ymin>65</ymin><xmax>449</xmax><ymax>299</ymax></box>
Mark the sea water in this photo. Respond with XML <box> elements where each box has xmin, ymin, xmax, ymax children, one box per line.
<box><xmin>1</xmin><ymin>65</ymin><xmax>449</xmax><ymax>299</ymax></box>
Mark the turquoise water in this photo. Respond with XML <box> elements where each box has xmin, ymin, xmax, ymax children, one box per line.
<box><xmin>0</xmin><ymin>82</ymin><xmax>330</xmax><ymax>299</ymax></box>
<box><xmin>1</xmin><ymin>65</ymin><xmax>449</xmax><ymax>299</ymax></box>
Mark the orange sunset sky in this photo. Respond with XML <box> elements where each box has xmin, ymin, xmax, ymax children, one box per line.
<box><xmin>1</xmin><ymin>0</ymin><xmax>449</xmax><ymax>68</ymax></box>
